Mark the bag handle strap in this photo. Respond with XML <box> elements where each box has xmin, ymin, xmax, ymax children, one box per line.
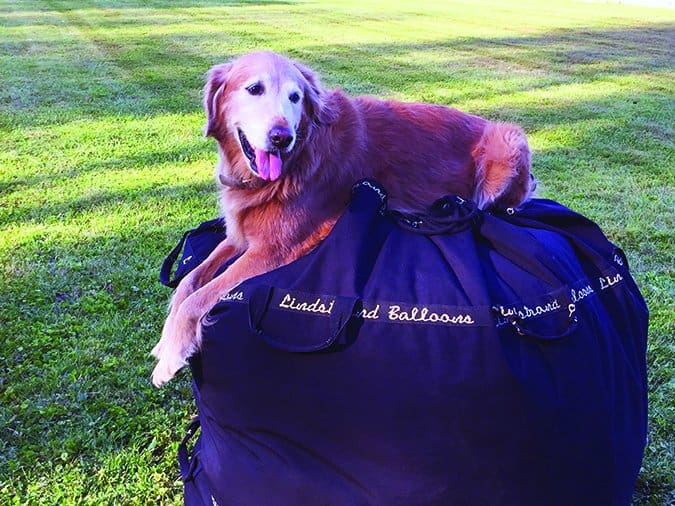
<box><xmin>480</xmin><ymin>214</ymin><xmax>567</xmax><ymax>288</ymax></box>
<box><xmin>492</xmin><ymin>282</ymin><xmax>580</xmax><ymax>340</ymax></box>
<box><xmin>159</xmin><ymin>229</ymin><xmax>192</xmax><ymax>288</ymax></box>
<box><xmin>248</xmin><ymin>286</ymin><xmax>361</xmax><ymax>352</ymax></box>
<box><xmin>510</xmin><ymin>311</ymin><xmax>579</xmax><ymax>340</ymax></box>
<box><xmin>177</xmin><ymin>416</ymin><xmax>201</xmax><ymax>481</ymax></box>
<box><xmin>160</xmin><ymin>220</ymin><xmax>225</xmax><ymax>289</ymax></box>
<box><xmin>495</xmin><ymin>302</ymin><xmax>580</xmax><ymax>341</ymax></box>
<box><xmin>494</xmin><ymin>210</ymin><xmax>618</xmax><ymax>274</ymax></box>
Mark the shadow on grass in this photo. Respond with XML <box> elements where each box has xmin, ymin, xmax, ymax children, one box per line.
<box><xmin>298</xmin><ymin>24</ymin><xmax>674</xmax><ymax>92</ymax></box>
<box><xmin>1</xmin><ymin>179</ymin><xmax>215</xmax><ymax>230</ymax></box>
<box><xmin>1</xmin><ymin>20</ymin><xmax>672</xmax><ymax>128</ymax></box>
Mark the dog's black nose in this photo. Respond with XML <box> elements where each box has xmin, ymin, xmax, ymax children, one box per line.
<box><xmin>269</xmin><ymin>126</ymin><xmax>293</xmax><ymax>149</ymax></box>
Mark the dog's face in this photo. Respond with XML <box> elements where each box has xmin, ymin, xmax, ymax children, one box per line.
<box><xmin>204</xmin><ymin>52</ymin><xmax>330</xmax><ymax>183</ymax></box>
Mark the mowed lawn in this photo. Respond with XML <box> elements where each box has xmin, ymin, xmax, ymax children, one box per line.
<box><xmin>0</xmin><ymin>0</ymin><xmax>672</xmax><ymax>504</ymax></box>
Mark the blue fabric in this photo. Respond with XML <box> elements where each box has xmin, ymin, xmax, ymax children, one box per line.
<box><xmin>173</xmin><ymin>180</ymin><xmax>648</xmax><ymax>506</ymax></box>
<box><xmin>160</xmin><ymin>218</ymin><xmax>226</xmax><ymax>289</ymax></box>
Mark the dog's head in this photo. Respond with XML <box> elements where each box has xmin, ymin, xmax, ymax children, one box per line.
<box><xmin>204</xmin><ymin>51</ymin><xmax>334</xmax><ymax>184</ymax></box>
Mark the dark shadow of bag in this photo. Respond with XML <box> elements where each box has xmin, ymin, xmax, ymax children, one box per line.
<box><xmin>165</xmin><ymin>180</ymin><xmax>648</xmax><ymax>506</ymax></box>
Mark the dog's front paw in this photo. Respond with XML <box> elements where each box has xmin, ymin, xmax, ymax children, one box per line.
<box><xmin>150</xmin><ymin>310</ymin><xmax>201</xmax><ymax>387</ymax></box>
<box><xmin>151</xmin><ymin>353</ymin><xmax>188</xmax><ymax>388</ymax></box>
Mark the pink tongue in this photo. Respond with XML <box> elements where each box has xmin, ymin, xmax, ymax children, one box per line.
<box><xmin>254</xmin><ymin>149</ymin><xmax>282</xmax><ymax>181</ymax></box>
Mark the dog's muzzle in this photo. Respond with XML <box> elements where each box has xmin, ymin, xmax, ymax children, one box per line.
<box><xmin>237</xmin><ymin>128</ymin><xmax>287</xmax><ymax>181</ymax></box>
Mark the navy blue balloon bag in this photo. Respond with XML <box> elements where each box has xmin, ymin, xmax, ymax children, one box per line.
<box><xmin>160</xmin><ymin>180</ymin><xmax>648</xmax><ymax>506</ymax></box>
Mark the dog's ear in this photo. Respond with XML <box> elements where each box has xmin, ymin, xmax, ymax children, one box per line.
<box><xmin>204</xmin><ymin>63</ymin><xmax>232</xmax><ymax>138</ymax></box>
<box><xmin>293</xmin><ymin>61</ymin><xmax>337</xmax><ymax>125</ymax></box>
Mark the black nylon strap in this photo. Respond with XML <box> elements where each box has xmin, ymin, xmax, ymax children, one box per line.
<box><xmin>160</xmin><ymin>229</ymin><xmax>192</xmax><ymax>288</ymax></box>
<box><xmin>178</xmin><ymin>417</ymin><xmax>201</xmax><ymax>481</ymax></box>
<box><xmin>390</xmin><ymin>195</ymin><xmax>481</xmax><ymax>235</ymax></box>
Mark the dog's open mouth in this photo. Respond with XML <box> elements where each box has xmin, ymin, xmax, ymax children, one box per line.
<box><xmin>237</xmin><ymin>129</ymin><xmax>283</xmax><ymax>181</ymax></box>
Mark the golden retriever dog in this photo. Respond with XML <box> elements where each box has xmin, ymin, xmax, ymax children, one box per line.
<box><xmin>151</xmin><ymin>51</ymin><xmax>534</xmax><ymax>386</ymax></box>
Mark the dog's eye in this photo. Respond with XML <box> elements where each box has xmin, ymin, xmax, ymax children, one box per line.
<box><xmin>289</xmin><ymin>92</ymin><xmax>300</xmax><ymax>104</ymax></box>
<box><xmin>246</xmin><ymin>83</ymin><xmax>264</xmax><ymax>96</ymax></box>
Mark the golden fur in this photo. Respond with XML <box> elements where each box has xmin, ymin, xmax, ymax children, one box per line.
<box><xmin>151</xmin><ymin>51</ymin><xmax>535</xmax><ymax>386</ymax></box>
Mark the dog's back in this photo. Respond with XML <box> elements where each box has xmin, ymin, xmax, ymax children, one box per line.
<box><xmin>316</xmin><ymin>92</ymin><xmax>532</xmax><ymax>212</ymax></box>
<box><xmin>354</xmin><ymin>97</ymin><xmax>488</xmax><ymax>211</ymax></box>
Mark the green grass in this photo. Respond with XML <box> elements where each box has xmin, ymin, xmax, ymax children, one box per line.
<box><xmin>0</xmin><ymin>0</ymin><xmax>672</xmax><ymax>503</ymax></box>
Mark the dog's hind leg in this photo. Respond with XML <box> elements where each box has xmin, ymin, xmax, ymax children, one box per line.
<box><xmin>471</xmin><ymin>123</ymin><xmax>534</xmax><ymax>209</ymax></box>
